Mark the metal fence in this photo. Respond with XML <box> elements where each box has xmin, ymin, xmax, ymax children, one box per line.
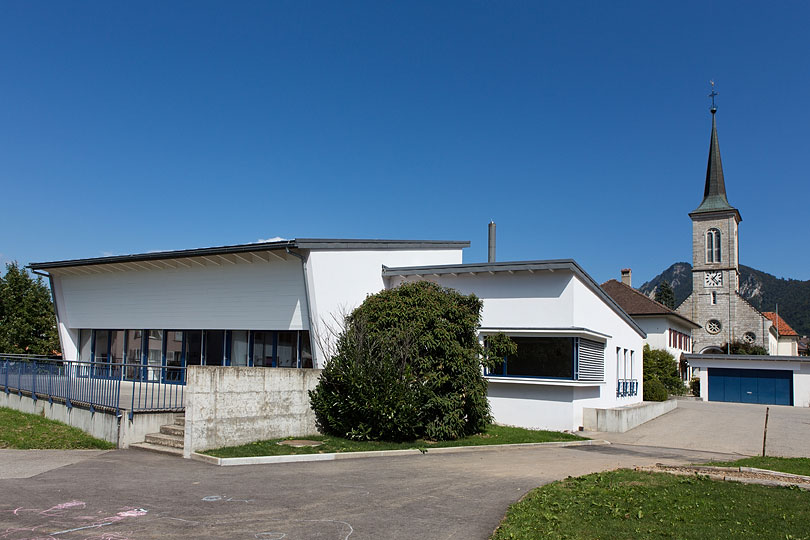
<box><xmin>616</xmin><ymin>378</ymin><xmax>639</xmax><ymax>397</ymax></box>
<box><xmin>0</xmin><ymin>354</ymin><xmax>185</xmax><ymax>419</ymax></box>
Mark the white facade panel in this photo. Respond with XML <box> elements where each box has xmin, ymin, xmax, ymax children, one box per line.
<box><xmin>307</xmin><ymin>248</ymin><xmax>463</xmax><ymax>365</ymax></box>
<box><xmin>569</xmin><ymin>277</ymin><xmax>645</xmax><ymax>412</ymax></box>
<box><xmin>387</xmin><ymin>270</ymin><xmax>575</xmax><ymax>329</ymax></box>
<box><xmin>56</xmin><ymin>258</ymin><xmax>307</xmax><ymax>331</ymax></box>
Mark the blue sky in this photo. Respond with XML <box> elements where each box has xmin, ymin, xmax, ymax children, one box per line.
<box><xmin>2</xmin><ymin>1</ymin><xmax>808</xmax><ymax>286</ymax></box>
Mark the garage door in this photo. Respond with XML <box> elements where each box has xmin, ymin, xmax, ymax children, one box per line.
<box><xmin>708</xmin><ymin>368</ymin><xmax>793</xmax><ymax>405</ymax></box>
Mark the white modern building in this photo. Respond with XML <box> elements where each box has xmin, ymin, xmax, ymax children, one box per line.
<box><xmin>30</xmin><ymin>237</ymin><xmax>644</xmax><ymax>432</ymax></box>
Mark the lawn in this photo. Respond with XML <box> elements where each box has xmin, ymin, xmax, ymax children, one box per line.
<box><xmin>705</xmin><ymin>456</ymin><xmax>810</xmax><ymax>477</ymax></box>
<box><xmin>0</xmin><ymin>407</ymin><xmax>115</xmax><ymax>450</ymax></box>
<box><xmin>203</xmin><ymin>424</ymin><xmax>583</xmax><ymax>458</ymax></box>
<box><xmin>491</xmin><ymin>469</ymin><xmax>810</xmax><ymax>540</ymax></box>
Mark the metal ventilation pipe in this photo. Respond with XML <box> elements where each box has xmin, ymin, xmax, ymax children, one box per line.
<box><xmin>488</xmin><ymin>221</ymin><xmax>496</xmax><ymax>263</ymax></box>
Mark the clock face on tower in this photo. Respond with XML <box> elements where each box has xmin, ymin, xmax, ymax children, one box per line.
<box><xmin>704</xmin><ymin>271</ymin><xmax>723</xmax><ymax>287</ymax></box>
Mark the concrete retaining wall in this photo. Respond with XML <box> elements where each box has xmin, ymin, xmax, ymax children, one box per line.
<box><xmin>184</xmin><ymin>367</ymin><xmax>322</xmax><ymax>458</ymax></box>
<box><xmin>0</xmin><ymin>391</ymin><xmax>174</xmax><ymax>447</ymax></box>
<box><xmin>582</xmin><ymin>399</ymin><xmax>677</xmax><ymax>433</ymax></box>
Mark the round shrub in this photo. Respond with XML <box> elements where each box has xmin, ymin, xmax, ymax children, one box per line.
<box><xmin>644</xmin><ymin>378</ymin><xmax>668</xmax><ymax>402</ymax></box>
<box><xmin>309</xmin><ymin>281</ymin><xmax>492</xmax><ymax>441</ymax></box>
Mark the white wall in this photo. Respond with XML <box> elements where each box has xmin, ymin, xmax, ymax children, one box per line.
<box><xmin>307</xmin><ymin>248</ymin><xmax>463</xmax><ymax>367</ymax></box>
<box><xmin>777</xmin><ymin>338</ymin><xmax>800</xmax><ymax>356</ymax></box>
<box><xmin>54</xmin><ymin>258</ymin><xmax>308</xmax><ymax>332</ymax></box>
<box><xmin>636</xmin><ymin>316</ymin><xmax>694</xmax><ymax>359</ymax></box>
<box><xmin>569</xmin><ymin>277</ymin><xmax>645</xmax><ymax>418</ymax></box>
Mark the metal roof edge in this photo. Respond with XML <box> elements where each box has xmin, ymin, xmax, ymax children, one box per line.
<box><xmin>684</xmin><ymin>353</ymin><xmax>809</xmax><ymax>364</ymax></box>
<box><xmin>29</xmin><ymin>238</ymin><xmax>470</xmax><ymax>270</ymax></box>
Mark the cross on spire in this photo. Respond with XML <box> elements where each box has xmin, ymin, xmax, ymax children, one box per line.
<box><xmin>708</xmin><ymin>80</ymin><xmax>718</xmax><ymax>113</ymax></box>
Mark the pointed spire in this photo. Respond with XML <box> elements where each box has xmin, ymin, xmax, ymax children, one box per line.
<box><xmin>691</xmin><ymin>90</ymin><xmax>739</xmax><ymax>217</ymax></box>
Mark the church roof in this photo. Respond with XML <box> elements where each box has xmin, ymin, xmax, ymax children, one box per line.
<box><xmin>690</xmin><ymin>109</ymin><xmax>741</xmax><ymax>221</ymax></box>
<box><xmin>762</xmin><ymin>312</ymin><xmax>799</xmax><ymax>337</ymax></box>
<box><xmin>600</xmin><ymin>279</ymin><xmax>700</xmax><ymax>329</ymax></box>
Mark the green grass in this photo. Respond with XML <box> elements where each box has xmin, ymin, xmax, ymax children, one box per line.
<box><xmin>704</xmin><ymin>456</ymin><xmax>810</xmax><ymax>477</ymax></box>
<box><xmin>491</xmin><ymin>469</ymin><xmax>810</xmax><ymax>540</ymax></box>
<box><xmin>0</xmin><ymin>407</ymin><xmax>115</xmax><ymax>450</ymax></box>
<box><xmin>203</xmin><ymin>424</ymin><xmax>583</xmax><ymax>458</ymax></box>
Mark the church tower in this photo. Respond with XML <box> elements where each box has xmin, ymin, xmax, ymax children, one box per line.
<box><xmin>677</xmin><ymin>91</ymin><xmax>773</xmax><ymax>353</ymax></box>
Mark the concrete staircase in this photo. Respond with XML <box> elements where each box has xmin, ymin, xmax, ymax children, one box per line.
<box><xmin>130</xmin><ymin>414</ymin><xmax>185</xmax><ymax>456</ymax></box>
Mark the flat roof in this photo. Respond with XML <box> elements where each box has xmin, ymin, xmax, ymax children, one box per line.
<box><xmin>685</xmin><ymin>353</ymin><xmax>809</xmax><ymax>364</ymax></box>
<box><xmin>29</xmin><ymin>238</ymin><xmax>470</xmax><ymax>270</ymax></box>
<box><xmin>383</xmin><ymin>259</ymin><xmax>647</xmax><ymax>339</ymax></box>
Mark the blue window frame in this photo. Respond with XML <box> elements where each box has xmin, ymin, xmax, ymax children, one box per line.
<box><xmin>488</xmin><ymin>337</ymin><xmax>575</xmax><ymax>379</ymax></box>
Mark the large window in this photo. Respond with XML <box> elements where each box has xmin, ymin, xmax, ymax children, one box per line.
<box><xmin>489</xmin><ymin>337</ymin><xmax>574</xmax><ymax>379</ymax></box>
<box><xmin>78</xmin><ymin>328</ymin><xmax>315</xmax><ymax>371</ymax></box>
<box><xmin>487</xmin><ymin>336</ymin><xmax>605</xmax><ymax>381</ymax></box>
<box><xmin>706</xmin><ymin>228</ymin><xmax>721</xmax><ymax>263</ymax></box>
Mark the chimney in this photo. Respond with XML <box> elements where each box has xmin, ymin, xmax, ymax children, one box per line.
<box><xmin>488</xmin><ymin>221</ymin><xmax>496</xmax><ymax>263</ymax></box>
<box><xmin>621</xmin><ymin>268</ymin><xmax>632</xmax><ymax>287</ymax></box>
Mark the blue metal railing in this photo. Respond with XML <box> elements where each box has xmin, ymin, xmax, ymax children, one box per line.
<box><xmin>0</xmin><ymin>355</ymin><xmax>185</xmax><ymax>418</ymax></box>
<box><xmin>616</xmin><ymin>378</ymin><xmax>639</xmax><ymax>397</ymax></box>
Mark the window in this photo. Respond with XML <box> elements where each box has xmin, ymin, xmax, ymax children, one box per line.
<box><xmin>711</xmin><ymin>291</ymin><xmax>717</xmax><ymax>305</ymax></box>
<box><xmin>126</xmin><ymin>330</ymin><xmax>144</xmax><ymax>379</ymax></box>
<box><xmin>706</xmin><ymin>229</ymin><xmax>721</xmax><ymax>263</ymax></box>
<box><xmin>488</xmin><ymin>337</ymin><xmax>586</xmax><ymax>379</ymax></box>
<box><xmin>706</xmin><ymin>319</ymin><xmax>722</xmax><ymax>335</ymax></box>
<box><xmin>185</xmin><ymin>331</ymin><xmax>202</xmax><ymax>366</ymax></box>
<box><xmin>300</xmin><ymin>331</ymin><xmax>313</xmax><ymax>369</ymax></box>
<box><xmin>230</xmin><ymin>330</ymin><xmax>249</xmax><ymax>366</ymax></box>
<box><xmin>204</xmin><ymin>330</ymin><xmax>225</xmax><ymax>366</ymax></box>
<box><xmin>743</xmin><ymin>331</ymin><xmax>756</xmax><ymax>344</ymax></box>
<box><xmin>276</xmin><ymin>331</ymin><xmax>298</xmax><ymax>368</ymax></box>
<box><xmin>616</xmin><ymin>347</ymin><xmax>621</xmax><ymax>378</ymax></box>
<box><xmin>252</xmin><ymin>331</ymin><xmax>274</xmax><ymax>367</ymax></box>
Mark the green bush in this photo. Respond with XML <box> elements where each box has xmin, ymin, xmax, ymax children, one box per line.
<box><xmin>644</xmin><ymin>378</ymin><xmax>668</xmax><ymax>401</ymax></box>
<box><xmin>309</xmin><ymin>281</ymin><xmax>501</xmax><ymax>442</ymax></box>
<box><xmin>642</xmin><ymin>345</ymin><xmax>684</xmax><ymax>395</ymax></box>
<box><xmin>690</xmin><ymin>376</ymin><xmax>700</xmax><ymax>396</ymax></box>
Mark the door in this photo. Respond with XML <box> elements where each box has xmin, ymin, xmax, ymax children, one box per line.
<box><xmin>708</xmin><ymin>368</ymin><xmax>793</xmax><ymax>406</ymax></box>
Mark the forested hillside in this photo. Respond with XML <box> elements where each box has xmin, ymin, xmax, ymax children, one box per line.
<box><xmin>639</xmin><ymin>263</ymin><xmax>810</xmax><ymax>337</ymax></box>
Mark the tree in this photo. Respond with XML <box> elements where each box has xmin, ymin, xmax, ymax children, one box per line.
<box><xmin>642</xmin><ymin>345</ymin><xmax>684</xmax><ymax>396</ymax></box>
<box><xmin>720</xmin><ymin>340</ymin><xmax>768</xmax><ymax>356</ymax></box>
<box><xmin>309</xmin><ymin>281</ymin><xmax>506</xmax><ymax>441</ymax></box>
<box><xmin>654</xmin><ymin>280</ymin><xmax>676</xmax><ymax>310</ymax></box>
<box><xmin>0</xmin><ymin>262</ymin><xmax>61</xmax><ymax>355</ymax></box>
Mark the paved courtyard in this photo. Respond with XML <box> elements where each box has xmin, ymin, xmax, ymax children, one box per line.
<box><xmin>2</xmin><ymin>399</ymin><xmax>808</xmax><ymax>539</ymax></box>
<box><xmin>587</xmin><ymin>399</ymin><xmax>810</xmax><ymax>457</ymax></box>
<box><xmin>1</xmin><ymin>443</ymin><xmax>731</xmax><ymax>540</ymax></box>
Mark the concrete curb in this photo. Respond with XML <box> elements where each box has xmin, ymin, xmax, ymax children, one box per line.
<box><xmin>190</xmin><ymin>438</ymin><xmax>610</xmax><ymax>466</ymax></box>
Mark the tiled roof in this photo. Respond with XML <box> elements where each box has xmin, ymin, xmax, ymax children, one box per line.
<box><xmin>600</xmin><ymin>279</ymin><xmax>699</xmax><ymax>328</ymax></box>
<box><xmin>762</xmin><ymin>312</ymin><xmax>799</xmax><ymax>336</ymax></box>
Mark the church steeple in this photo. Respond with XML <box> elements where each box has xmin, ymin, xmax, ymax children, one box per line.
<box><xmin>690</xmin><ymin>88</ymin><xmax>741</xmax><ymax>220</ymax></box>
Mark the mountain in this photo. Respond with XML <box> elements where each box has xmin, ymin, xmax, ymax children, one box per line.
<box><xmin>639</xmin><ymin>263</ymin><xmax>810</xmax><ymax>337</ymax></box>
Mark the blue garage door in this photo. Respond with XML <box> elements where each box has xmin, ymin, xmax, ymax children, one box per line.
<box><xmin>708</xmin><ymin>368</ymin><xmax>793</xmax><ymax>405</ymax></box>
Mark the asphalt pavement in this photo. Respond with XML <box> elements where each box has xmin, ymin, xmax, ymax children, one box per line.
<box><xmin>0</xmin><ymin>443</ymin><xmax>733</xmax><ymax>539</ymax></box>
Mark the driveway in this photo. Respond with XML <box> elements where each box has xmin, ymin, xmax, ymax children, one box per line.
<box><xmin>587</xmin><ymin>399</ymin><xmax>810</xmax><ymax>458</ymax></box>
<box><xmin>0</xmin><ymin>443</ymin><xmax>731</xmax><ymax>540</ymax></box>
